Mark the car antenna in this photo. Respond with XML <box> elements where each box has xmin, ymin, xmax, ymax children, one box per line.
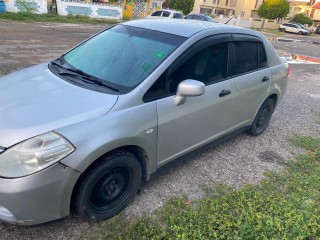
<box><xmin>224</xmin><ymin>16</ymin><xmax>234</xmax><ymax>24</ymax></box>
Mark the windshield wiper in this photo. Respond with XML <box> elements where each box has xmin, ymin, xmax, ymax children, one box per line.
<box><xmin>50</xmin><ymin>59</ymin><xmax>119</xmax><ymax>93</ymax></box>
<box><xmin>59</xmin><ymin>71</ymin><xmax>119</xmax><ymax>93</ymax></box>
<box><xmin>51</xmin><ymin>59</ymin><xmax>90</xmax><ymax>76</ymax></box>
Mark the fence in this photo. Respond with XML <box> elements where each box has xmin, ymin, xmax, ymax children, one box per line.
<box><xmin>3</xmin><ymin>0</ymin><xmax>122</xmax><ymax>19</ymax></box>
<box><xmin>0</xmin><ymin>1</ymin><xmax>5</xmax><ymax>12</ymax></box>
<box><xmin>56</xmin><ymin>0</ymin><xmax>122</xmax><ymax>19</ymax></box>
<box><xmin>219</xmin><ymin>16</ymin><xmax>280</xmax><ymax>29</ymax></box>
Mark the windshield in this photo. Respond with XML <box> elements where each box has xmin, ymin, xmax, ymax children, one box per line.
<box><xmin>60</xmin><ymin>25</ymin><xmax>186</xmax><ymax>93</ymax></box>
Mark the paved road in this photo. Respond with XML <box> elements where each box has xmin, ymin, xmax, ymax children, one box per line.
<box><xmin>0</xmin><ymin>21</ymin><xmax>319</xmax><ymax>239</ymax></box>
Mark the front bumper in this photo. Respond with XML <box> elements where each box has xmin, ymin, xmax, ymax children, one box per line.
<box><xmin>0</xmin><ymin>163</ymin><xmax>80</xmax><ymax>225</ymax></box>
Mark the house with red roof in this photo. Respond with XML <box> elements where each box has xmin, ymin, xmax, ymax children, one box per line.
<box><xmin>310</xmin><ymin>2</ymin><xmax>320</xmax><ymax>26</ymax></box>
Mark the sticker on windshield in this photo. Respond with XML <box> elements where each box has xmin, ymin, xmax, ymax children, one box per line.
<box><xmin>154</xmin><ymin>51</ymin><xmax>166</xmax><ymax>59</ymax></box>
<box><xmin>141</xmin><ymin>63</ymin><xmax>153</xmax><ymax>71</ymax></box>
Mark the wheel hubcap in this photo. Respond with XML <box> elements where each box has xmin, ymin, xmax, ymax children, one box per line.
<box><xmin>256</xmin><ymin>106</ymin><xmax>270</xmax><ymax>130</ymax></box>
<box><xmin>91</xmin><ymin>167</ymin><xmax>131</xmax><ymax>212</ymax></box>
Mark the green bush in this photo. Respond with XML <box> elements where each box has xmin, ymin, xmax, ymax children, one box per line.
<box><xmin>291</xmin><ymin>13</ymin><xmax>313</xmax><ymax>26</ymax></box>
<box><xmin>14</xmin><ymin>0</ymin><xmax>39</xmax><ymax>13</ymax></box>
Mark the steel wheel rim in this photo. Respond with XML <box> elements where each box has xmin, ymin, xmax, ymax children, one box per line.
<box><xmin>90</xmin><ymin>167</ymin><xmax>132</xmax><ymax>212</ymax></box>
<box><xmin>256</xmin><ymin>105</ymin><xmax>271</xmax><ymax>131</ymax></box>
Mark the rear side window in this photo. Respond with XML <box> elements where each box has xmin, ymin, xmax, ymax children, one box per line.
<box><xmin>151</xmin><ymin>11</ymin><xmax>162</xmax><ymax>16</ymax></box>
<box><xmin>232</xmin><ymin>41</ymin><xmax>268</xmax><ymax>76</ymax></box>
<box><xmin>162</xmin><ymin>11</ymin><xmax>170</xmax><ymax>17</ymax></box>
<box><xmin>258</xmin><ymin>42</ymin><xmax>267</xmax><ymax>68</ymax></box>
<box><xmin>233</xmin><ymin>42</ymin><xmax>258</xmax><ymax>75</ymax></box>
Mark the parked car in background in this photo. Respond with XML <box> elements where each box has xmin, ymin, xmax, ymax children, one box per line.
<box><xmin>0</xmin><ymin>19</ymin><xmax>289</xmax><ymax>226</ymax></box>
<box><xmin>278</xmin><ymin>23</ymin><xmax>310</xmax><ymax>35</ymax></box>
<box><xmin>290</xmin><ymin>22</ymin><xmax>311</xmax><ymax>34</ymax></box>
<box><xmin>315</xmin><ymin>25</ymin><xmax>320</xmax><ymax>34</ymax></box>
<box><xmin>185</xmin><ymin>14</ymin><xmax>219</xmax><ymax>23</ymax></box>
<box><xmin>146</xmin><ymin>9</ymin><xmax>184</xmax><ymax>19</ymax></box>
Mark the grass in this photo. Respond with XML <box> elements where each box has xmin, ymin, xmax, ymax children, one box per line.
<box><xmin>82</xmin><ymin>133</ymin><xmax>320</xmax><ymax>240</ymax></box>
<box><xmin>0</xmin><ymin>12</ymin><xmax>121</xmax><ymax>24</ymax></box>
<box><xmin>252</xmin><ymin>28</ymin><xmax>285</xmax><ymax>36</ymax></box>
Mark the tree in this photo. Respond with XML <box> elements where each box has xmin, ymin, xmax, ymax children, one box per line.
<box><xmin>291</xmin><ymin>13</ymin><xmax>313</xmax><ymax>26</ymax></box>
<box><xmin>258</xmin><ymin>0</ymin><xmax>290</xmax><ymax>19</ymax></box>
<box><xmin>166</xmin><ymin>0</ymin><xmax>195</xmax><ymax>15</ymax></box>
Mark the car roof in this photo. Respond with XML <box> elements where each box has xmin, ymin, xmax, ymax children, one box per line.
<box><xmin>122</xmin><ymin>19</ymin><xmax>255</xmax><ymax>38</ymax></box>
<box><xmin>155</xmin><ymin>9</ymin><xmax>180</xmax><ymax>13</ymax></box>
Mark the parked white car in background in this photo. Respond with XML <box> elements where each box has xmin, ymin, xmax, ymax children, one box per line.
<box><xmin>146</xmin><ymin>9</ymin><xmax>184</xmax><ymax>19</ymax></box>
<box><xmin>278</xmin><ymin>23</ymin><xmax>310</xmax><ymax>35</ymax></box>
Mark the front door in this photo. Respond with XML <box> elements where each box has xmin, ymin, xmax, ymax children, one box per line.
<box><xmin>153</xmin><ymin>37</ymin><xmax>234</xmax><ymax>167</ymax></box>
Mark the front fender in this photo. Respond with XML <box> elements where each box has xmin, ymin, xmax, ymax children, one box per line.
<box><xmin>57</xmin><ymin>101</ymin><xmax>158</xmax><ymax>174</ymax></box>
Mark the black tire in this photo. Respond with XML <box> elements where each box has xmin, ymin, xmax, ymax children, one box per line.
<box><xmin>73</xmin><ymin>150</ymin><xmax>142</xmax><ymax>221</ymax></box>
<box><xmin>248</xmin><ymin>98</ymin><xmax>275</xmax><ymax>136</ymax></box>
<box><xmin>279</xmin><ymin>28</ymin><xmax>285</xmax><ymax>32</ymax></box>
<box><xmin>298</xmin><ymin>31</ymin><xmax>303</xmax><ymax>35</ymax></box>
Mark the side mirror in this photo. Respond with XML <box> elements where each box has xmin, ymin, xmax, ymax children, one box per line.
<box><xmin>175</xmin><ymin>80</ymin><xmax>205</xmax><ymax>106</ymax></box>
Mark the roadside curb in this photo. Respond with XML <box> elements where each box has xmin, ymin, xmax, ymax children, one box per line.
<box><xmin>260</xmin><ymin>31</ymin><xmax>320</xmax><ymax>45</ymax></box>
<box><xmin>272</xmin><ymin>37</ymin><xmax>320</xmax><ymax>45</ymax></box>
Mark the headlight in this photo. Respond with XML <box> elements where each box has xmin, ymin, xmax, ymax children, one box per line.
<box><xmin>0</xmin><ymin>132</ymin><xmax>75</xmax><ymax>178</ymax></box>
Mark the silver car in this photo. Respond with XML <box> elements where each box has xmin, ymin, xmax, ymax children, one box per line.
<box><xmin>278</xmin><ymin>22</ymin><xmax>310</xmax><ymax>35</ymax></box>
<box><xmin>0</xmin><ymin>19</ymin><xmax>289</xmax><ymax>225</ymax></box>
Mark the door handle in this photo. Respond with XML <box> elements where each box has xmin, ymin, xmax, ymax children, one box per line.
<box><xmin>262</xmin><ymin>76</ymin><xmax>269</xmax><ymax>82</ymax></box>
<box><xmin>219</xmin><ymin>89</ymin><xmax>231</xmax><ymax>97</ymax></box>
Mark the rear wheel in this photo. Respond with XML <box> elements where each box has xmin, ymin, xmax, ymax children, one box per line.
<box><xmin>248</xmin><ymin>98</ymin><xmax>275</xmax><ymax>136</ymax></box>
<box><xmin>279</xmin><ymin>28</ymin><xmax>285</xmax><ymax>32</ymax></box>
<box><xmin>73</xmin><ymin>150</ymin><xmax>142</xmax><ymax>221</ymax></box>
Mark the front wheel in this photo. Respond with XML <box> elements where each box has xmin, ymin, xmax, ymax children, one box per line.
<box><xmin>298</xmin><ymin>31</ymin><xmax>303</xmax><ymax>35</ymax></box>
<box><xmin>248</xmin><ymin>98</ymin><xmax>275</xmax><ymax>136</ymax></box>
<box><xmin>73</xmin><ymin>150</ymin><xmax>142</xmax><ymax>221</ymax></box>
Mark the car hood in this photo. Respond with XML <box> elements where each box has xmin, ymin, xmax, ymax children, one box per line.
<box><xmin>0</xmin><ymin>63</ymin><xmax>118</xmax><ymax>148</ymax></box>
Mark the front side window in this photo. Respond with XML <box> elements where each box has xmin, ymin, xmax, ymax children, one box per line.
<box><xmin>168</xmin><ymin>42</ymin><xmax>229</xmax><ymax>94</ymax></box>
<box><xmin>56</xmin><ymin>25</ymin><xmax>185</xmax><ymax>93</ymax></box>
<box><xmin>144</xmin><ymin>42</ymin><xmax>229</xmax><ymax>101</ymax></box>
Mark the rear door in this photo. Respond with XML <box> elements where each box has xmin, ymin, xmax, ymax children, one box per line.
<box><xmin>291</xmin><ymin>25</ymin><xmax>299</xmax><ymax>33</ymax></box>
<box><xmin>227</xmin><ymin>34</ymin><xmax>270</xmax><ymax>128</ymax></box>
